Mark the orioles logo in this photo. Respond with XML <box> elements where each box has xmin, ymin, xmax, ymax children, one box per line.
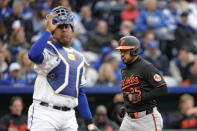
<box><xmin>120</xmin><ymin>40</ymin><xmax>125</xmax><ymax>46</ymax></box>
<box><xmin>154</xmin><ymin>74</ymin><xmax>161</xmax><ymax>82</ymax></box>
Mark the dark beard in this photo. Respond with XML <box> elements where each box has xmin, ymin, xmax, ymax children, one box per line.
<box><xmin>59</xmin><ymin>42</ymin><xmax>68</xmax><ymax>47</ymax></box>
<box><xmin>124</xmin><ymin>57</ymin><xmax>133</xmax><ymax>65</ymax></box>
<box><xmin>56</xmin><ymin>40</ymin><xmax>70</xmax><ymax>47</ymax></box>
<box><xmin>127</xmin><ymin>56</ymin><xmax>138</xmax><ymax>65</ymax></box>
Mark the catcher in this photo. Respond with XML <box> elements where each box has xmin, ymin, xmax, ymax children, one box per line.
<box><xmin>27</xmin><ymin>6</ymin><xmax>99</xmax><ymax>131</ymax></box>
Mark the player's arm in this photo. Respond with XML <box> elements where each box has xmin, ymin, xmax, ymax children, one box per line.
<box><xmin>77</xmin><ymin>88</ymin><xmax>92</xmax><ymax>121</ymax></box>
<box><xmin>28</xmin><ymin>13</ymin><xmax>59</xmax><ymax>64</ymax></box>
<box><xmin>141</xmin><ymin>84</ymin><xmax>168</xmax><ymax>101</ymax></box>
<box><xmin>141</xmin><ymin>65</ymin><xmax>168</xmax><ymax>101</ymax></box>
<box><xmin>77</xmin><ymin>65</ymin><xmax>99</xmax><ymax>131</ymax></box>
<box><xmin>126</xmin><ymin>64</ymin><xmax>168</xmax><ymax>104</ymax></box>
<box><xmin>77</xmin><ymin>88</ymin><xmax>99</xmax><ymax>131</ymax></box>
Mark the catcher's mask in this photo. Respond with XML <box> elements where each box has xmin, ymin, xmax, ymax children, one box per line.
<box><xmin>46</xmin><ymin>6</ymin><xmax>74</xmax><ymax>30</ymax></box>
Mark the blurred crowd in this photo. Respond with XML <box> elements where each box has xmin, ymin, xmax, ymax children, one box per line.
<box><xmin>1</xmin><ymin>0</ymin><xmax>197</xmax><ymax>88</ymax></box>
<box><xmin>1</xmin><ymin>93</ymin><xmax>197</xmax><ymax>130</ymax></box>
<box><xmin>1</xmin><ymin>0</ymin><xmax>197</xmax><ymax>130</ymax></box>
<box><xmin>166</xmin><ymin>93</ymin><xmax>197</xmax><ymax>129</ymax></box>
<box><xmin>0</xmin><ymin>95</ymin><xmax>124</xmax><ymax>131</ymax></box>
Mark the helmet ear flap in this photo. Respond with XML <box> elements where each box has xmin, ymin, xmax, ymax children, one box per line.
<box><xmin>130</xmin><ymin>49</ymin><xmax>133</xmax><ymax>56</ymax></box>
<box><xmin>130</xmin><ymin>49</ymin><xmax>138</xmax><ymax>56</ymax></box>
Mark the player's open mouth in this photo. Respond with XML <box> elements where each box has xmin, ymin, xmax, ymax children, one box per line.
<box><xmin>61</xmin><ymin>35</ymin><xmax>67</xmax><ymax>38</ymax></box>
<box><xmin>62</xmin><ymin>34</ymin><xmax>67</xmax><ymax>36</ymax></box>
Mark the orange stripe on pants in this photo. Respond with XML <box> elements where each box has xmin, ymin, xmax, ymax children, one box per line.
<box><xmin>152</xmin><ymin>113</ymin><xmax>157</xmax><ymax>131</ymax></box>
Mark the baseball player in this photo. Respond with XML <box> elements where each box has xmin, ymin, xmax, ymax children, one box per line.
<box><xmin>27</xmin><ymin>6</ymin><xmax>98</xmax><ymax>131</ymax></box>
<box><xmin>116</xmin><ymin>36</ymin><xmax>168</xmax><ymax>131</ymax></box>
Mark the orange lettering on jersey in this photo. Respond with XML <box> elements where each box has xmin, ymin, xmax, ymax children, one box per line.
<box><xmin>121</xmin><ymin>78</ymin><xmax>125</xmax><ymax>87</ymax></box>
<box><xmin>121</xmin><ymin>75</ymin><xmax>139</xmax><ymax>90</ymax></box>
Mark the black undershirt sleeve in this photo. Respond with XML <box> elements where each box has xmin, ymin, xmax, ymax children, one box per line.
<box><xmin>141</xmin><ymin>84</ymin><xmax>168</xmax><ymax>101</ymax></box>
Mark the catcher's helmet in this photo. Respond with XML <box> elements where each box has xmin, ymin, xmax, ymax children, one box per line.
<box><xmin>47</xmin><ymin>6</ymin><xmax>74</xmax><ymax>28</ymax></box>
<box><xmin>116</xmin><ymin>36</ymin><xmax>140</xmax><ymax>56</ymax></box>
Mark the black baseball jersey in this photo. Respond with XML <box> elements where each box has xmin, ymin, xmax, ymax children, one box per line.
<box><xmin>0</xmin><ymin>114</ymin><xmax>27</xmax><ymax>131</ymax></box>
<box><xmin>121</xmin><ymin>57</ymin><xmax>167</xmax><ymax>113</ymax></box>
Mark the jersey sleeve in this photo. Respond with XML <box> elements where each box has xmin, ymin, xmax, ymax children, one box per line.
<box><xmin>34</xmin><ymin>49</ymin><xmax>60</xmax><ymax>75</ymax></box>
<box><xmin>77</xmin><ymin>87</ymin><xmax>92</xmax><ymax>119</ymax></box>
<box><xmin>79</xmin><ymin>54</ymin><xmax>88</xmax><ymax>87</ymax></box>
<box><xmin>141</xmin><ymin>64</ymin><xmax>168</xmax><ymax>101</ymax></box>
<box><xmin>144</xmin><ymin>64</ymin><xmax>166</xmax><ymax>88</ymax></box>
<box><xmin>80</xmin><ymin>66</ymin><xmax>87</xmax><ymax>86</ymax></box>
<box><xmin>28</xmin><ymin>31</ymin><xmax>51</xmax><ymax>64</ymax></box>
